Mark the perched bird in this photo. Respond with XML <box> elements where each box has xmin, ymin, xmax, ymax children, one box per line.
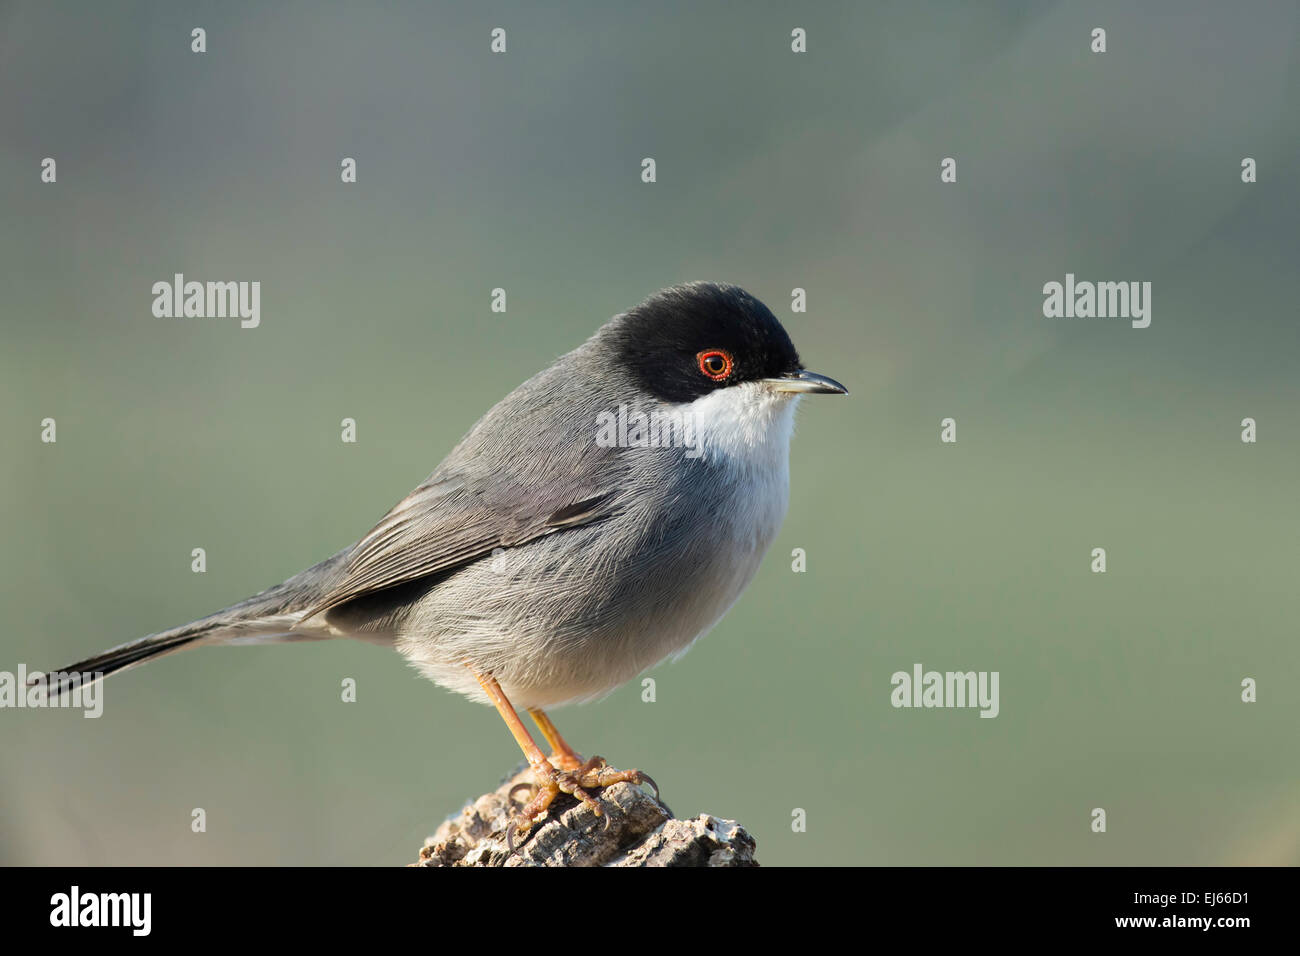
<box><xmin>44</xmin><ymin>282</ymin><xmax>847</xmax><ymax>840</ymax></box>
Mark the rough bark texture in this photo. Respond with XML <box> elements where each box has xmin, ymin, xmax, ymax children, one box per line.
<box><xmin>413</xmin><ymin>765</ymin><xmax>758</xmax><ymax>867</ymax></box>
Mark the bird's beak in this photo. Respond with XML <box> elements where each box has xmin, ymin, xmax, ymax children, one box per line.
<box><xmin>762</xmin><ymin>370</ymin><xmax>849</xmax><ymax>395</ymax></box>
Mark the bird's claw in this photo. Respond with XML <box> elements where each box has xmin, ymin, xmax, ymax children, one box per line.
<box><xmin>507</xmin><ymin>781</ymin><xmax>537</xmax><ymax>805</ymax></box>
<box><xmin>503</xmin><ymin>756</ymin><xmax>660</xmax><ymax>854</ymax></box>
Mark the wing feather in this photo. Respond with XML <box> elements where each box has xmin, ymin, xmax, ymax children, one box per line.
<box><xmin>297</xmin><ymin>472</ymin><xmax>622</xmax><ymax>621</ymax></box>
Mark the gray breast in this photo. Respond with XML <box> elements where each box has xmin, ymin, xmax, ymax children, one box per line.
<box><xmin>386</xmin><ymin>449</ymin><xmax>786</xmax><ymax>709</ymax></box>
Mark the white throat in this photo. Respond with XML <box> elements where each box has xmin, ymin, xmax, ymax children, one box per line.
<box><xmin>680</xmin><ymin>381</ymin><xmax>800</xmax><ymax>469</ymax></box>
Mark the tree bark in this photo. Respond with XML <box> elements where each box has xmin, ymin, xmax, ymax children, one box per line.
<box><xmin>413</xmin><ymin>765</ymin><xmax>758</xmax><ymax>867</ymax></box>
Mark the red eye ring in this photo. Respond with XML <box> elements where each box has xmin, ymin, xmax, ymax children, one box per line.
<box><xmin>697</xmin><ymin>349</ymin><xmax>733</xmax><ymax>381</ymax></box>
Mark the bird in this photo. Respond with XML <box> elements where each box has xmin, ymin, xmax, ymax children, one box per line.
<box><xmin>42</xmin><ymin>281</ymin><xmax>847</xmax><ymax>842</ymax></box>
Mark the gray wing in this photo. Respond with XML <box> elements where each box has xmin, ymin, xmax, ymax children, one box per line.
<box><xmin>299</xmin><ymin>338</ymin><xmax>642</xmax><ymax>622</ymax></box>
<box><xmin>297</xmin><ymin>461</ymin><xmax>625</xmax><ymax>622</ymax></box>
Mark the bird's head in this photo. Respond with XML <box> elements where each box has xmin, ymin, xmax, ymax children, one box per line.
<box><xmin>603</xmin><ymin>282</ymin><xmax>847</xmax><ymax>405</ymax></box>
<box><xmin>586</xmin><ymin>282</ymin><xmax>846</xmax><ymax>462</ymax></box>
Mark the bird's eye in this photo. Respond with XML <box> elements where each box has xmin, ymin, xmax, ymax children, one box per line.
<box><xmin>696</xmin><ymin>349</ymin><xmax>733</xmax><ymax>381</ymax></box>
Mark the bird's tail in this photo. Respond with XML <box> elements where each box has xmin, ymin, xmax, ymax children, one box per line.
<box><xmin>37</xmin><ymin>618</ymin><xmax>240</xmax><ymax>695</ymax></box>
<box><xmin>35</xmin><ymin>547</ymin><xmax>353</xmax><ymax>698</ymax></box>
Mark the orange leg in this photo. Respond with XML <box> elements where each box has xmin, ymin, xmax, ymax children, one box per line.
<box><xmin>527</xmin><ymin>707</ymin><xmax>584</xmax><ymax>771</ymax></box>
<box><xmin>473</xmin><ymin>670</ymin><xmax>552</xmax><ymax>768</ymax></box>
<box><xmin>471</xmin><ymin>669</ymin><xmax>658</xmax><ymax>848</ymax></box>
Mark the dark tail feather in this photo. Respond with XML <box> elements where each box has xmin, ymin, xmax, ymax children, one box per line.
<box><xmin>34</xmin><ymin>546</ymin><xmax>355</xmax><ymax>699</ymax></box>
<box><xmin>34</xmin><ymin>620</ymin><xmax>226</xmax><ymax>697</ymax></box>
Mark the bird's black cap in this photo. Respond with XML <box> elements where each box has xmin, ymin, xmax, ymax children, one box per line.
<box><xmin>607</xmin><ymin>282</ymin><xmax>803</xmax><ymax>404</ymax></box>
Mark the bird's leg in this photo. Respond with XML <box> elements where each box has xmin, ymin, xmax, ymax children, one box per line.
<box><xmin>471</xmin><ymin>670</ymin><xmax>659</xmax><ymax>847</ymax></box>
<box><xmin>527</xmin><ymin>707</ymin><xmax>585</xmax><ymax>771</ymax></box>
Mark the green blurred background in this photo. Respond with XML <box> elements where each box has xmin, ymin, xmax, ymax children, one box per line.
<box><xmin>3</xmin><ymin>0</ymin><xmax>1298</xmax><ymax>866</ymax></box>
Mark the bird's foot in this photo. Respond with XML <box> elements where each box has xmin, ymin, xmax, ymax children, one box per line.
<box><xmin>506</xmin><ymin>756</ymin><xmax>658</xmax><ymax>852</ymax></box>
<box><xmin>545</xmin><ymin>750</ymin><xmax>585</xmax><ymax>772</ymax></box>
